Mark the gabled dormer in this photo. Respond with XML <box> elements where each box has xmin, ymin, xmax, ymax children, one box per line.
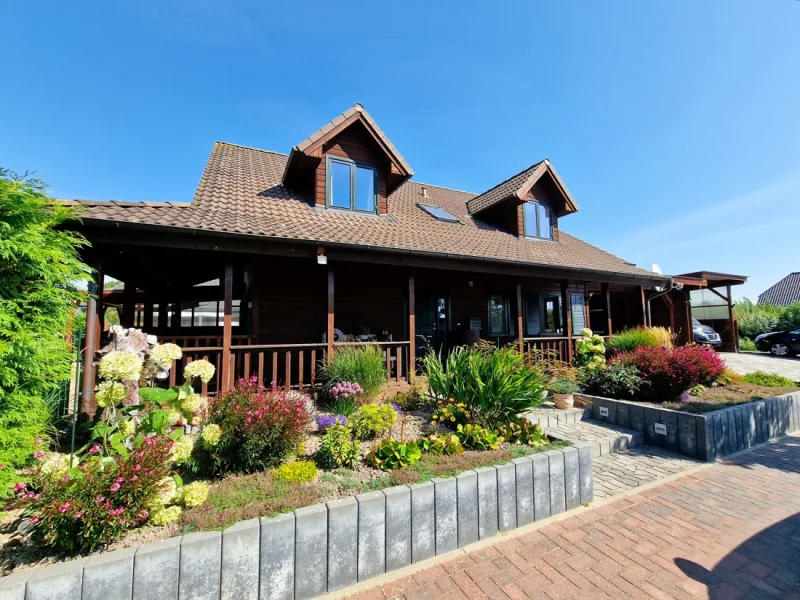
<box><xmin>282</xmin><ymin>103</ymin><xmax>413</xmax><ymax>215</ymax></box>
<box><xmin>467</xmin><ymin>160</ymin><xmax>579</xmax><ymax>241</ymax></box>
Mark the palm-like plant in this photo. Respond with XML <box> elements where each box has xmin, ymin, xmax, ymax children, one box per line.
<box><xmin>422</xmin><ymin>343</ymin><xmax>546</xmax><ymax>430</ymax></box>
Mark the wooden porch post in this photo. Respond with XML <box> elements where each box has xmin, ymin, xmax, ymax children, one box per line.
<box><xmin>684</xmin><ymin>290</ymin><xmax>693</xmax><ymax>346</ymax></box>
<box><xmin>516</xmin><ymin>283</ymin><xmax>524</xmax><ymax>354</ymax></box>
<box><xmin>142</xmin><ymin>298</ymin><xmax>153</xmax><ymax>332</ymax></box>
<box><xmin>327</xmin><ymin>269</ymin><xmax>335</xmax><ymax>362</ymax></box>
<box><xmin>561</xmin><ymin>281</ymin><xmax>573</xmax><ymax>363</ymax></box>
<box><xmin>602</xmin><ymin>283</ymin><xmax>612</xmax><ymax>335</ymax></box>
<box><xmin>221</xmin><ymin>263</ymin><xmax>234</xmax><ymax>392</ymax></box>
<box><xmin>122</xmin><ymin>280</ymin><xmax>136</xmax><ymax>328</ymax></box>
<box><xmin>80</xmin><ymin>260</ymin><xmax>103</xmax><ymax>418</ymax></box>
<box><xmin>727</xmin><ymin>285</ymin><xmax>738</xmax><ymax>353</ymax></box>
<box><xmin>640</xmin><ymin>286</ymin><xmax>647</xmax><ymax>326</ymax></box>
<box><xmin>408</xmin><ymin>275</ymin><xmax>416</xmax><ymax>381</ymax></box>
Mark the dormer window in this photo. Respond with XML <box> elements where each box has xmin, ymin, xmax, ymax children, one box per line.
<box><xmin>326</xmin><ymin>156</ymin><xmax>377</xmax><ymax>213</ymax></box>
<box><xmin>523</xmin><ymin>199</ymin><xmax>553</xmax><ymax>240</ymax></box>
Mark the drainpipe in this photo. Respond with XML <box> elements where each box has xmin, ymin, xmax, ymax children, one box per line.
<box><xmin>645</xmin><ymin>280</ymin><xmax>676</xmax><ymax>327</ymax></box>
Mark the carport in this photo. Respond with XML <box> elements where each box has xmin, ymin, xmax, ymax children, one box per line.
<box><xmin>648</xmin><ymin>271</ymin><xmax>748</xmax><ymax>352</ymax></box>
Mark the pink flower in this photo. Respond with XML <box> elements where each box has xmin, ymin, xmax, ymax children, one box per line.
<box><xmin>140</xmin><ymin>510</ymin><xmax>149</xmax><ymax>520</ymax></box>
<box><xmin>0</xmin><ymin>463</ymin><xmax>5</xmax><ymax>469</ymax></box>
<box><xmin>115</xmin><ymin>477</ymin><xmax>124</xmax><ymax>483</ymax></box>
<box><xmin>58</xmin><ymin>502</ymin><xmax>71</xmax><ymax>513</ymax></box>
<box><xmin>110</xmin><ymin>482</ymin><xmax>121</xmax><ymax>492</ymax></box>
<box><xmin>75</xmin><ymin>510</ymin><xmax>84</xmax><ymax>518</ymax></box>
<box><xmin>88</xmin><ymin>445</ymin><xmax>100</xmax><ymax>455</ymax></box>
<box><xmin>13</xmin><ymin>482</ymin><xmax>26</xmax><ymax>492</ymax></box>
<box><xmin>109</xmin><ymin>507</ymin><xmax>124</xmax><ymax>516</ymax></box>
<box><xmin>21</xmin><ymin>491</ymin><xmax>34</xmax><ymax>500</ymax></box>
<box><xmin>61</xmin><ymin>474</ymin><xmax>70</xmax><ymax>482</ymax></box>
<box><xmin>95</xmin><ymin>495</ymin><xmax>105</xmax><ymax>503</ymax></box>
<box><xmin>34</xmin><ymin>438</ymin><xmax>43</xmax><ymax>446</ymax></box>
<box><xmin>28</xmin><ymin>517</ymin><xmax>38</xmax><ymax>525</ymax></box>
<box><xmin>33</xmin><ymin>451</ymin><xmax>45</xmax><ymax>459</ymax></box>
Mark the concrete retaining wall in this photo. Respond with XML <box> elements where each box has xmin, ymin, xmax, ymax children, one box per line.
<box><xmin>0</xmin><ymin>444</ymin><xmax>593</xmax><ymax>600</ymax></box>
<box><xmin>583</xmin><ymin>391</ymin><xmax>800</xmax><ymax>461</ymax></box>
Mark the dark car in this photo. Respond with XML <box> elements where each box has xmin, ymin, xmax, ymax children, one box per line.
<box><xmin>692</xmin><ymin>318</ymin><xmax>722</xmax><ymax>347</ymax></box>
<box><xmin>755</xmin><ymin>328</ymin><xmax>800</xmax><ymax>356</ymax></box>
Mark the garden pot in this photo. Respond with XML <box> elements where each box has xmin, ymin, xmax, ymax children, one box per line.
<box><xmin>553</xmin><ymin>393</ymin><xmax>574</xmax><ymax>410</ymax></box>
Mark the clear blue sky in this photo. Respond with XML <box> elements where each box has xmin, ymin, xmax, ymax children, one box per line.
<box><xmin>3</xmin><ymin>1</ymin><xmax>799</xmax><ymax>301</ymax></box>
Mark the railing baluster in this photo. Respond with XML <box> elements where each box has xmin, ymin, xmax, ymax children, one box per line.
<box><xmin>272</xmin><ymin>353</ymin><xmax>278</xmax><ymax>386</ymax></box>
<box><xmin>396</xmin><ymin>345</ymin><xmax>402</xmax><ymax>383</ymax></box>
<box><xmin>169</xmin><ymin>359</ymin><xmax>177</xmax><ymax>387</ymax></box>
<box><xmin>244</xmin><ymin>352</ymin><xmax>251</xmax><ymax>382</ymax></box>
<box><xmin>311</xmin><ymin>350</ymin><xmax>317</xmax><ymax>389</ymax></box>
<box><xmin>201</xmin><ymin>355</ymin><xmax>209</xmax><ymax>396</ymax></box>
<box><xmin>298</xmin><ymin>351</ymin><xmax>304</xmax><ymax>392</ymax></box>
<box><xmin>257</xmin><ymin>352</ymin><xmax>264</xmax><ymax>388</ymax></box>
<box><xmin>385</xmin><ymin>350</ymin><xmax>391</xmax><ymax>380</ymax></box>
<box><xmin>285</xmin><ymin>351</ymin><xmax>292</xmax><ymax>389</ymax></box>
<box><xmin>229</xmin><ymin>354</ymin><xmax>236</xmax><ymax>389</ymax></box>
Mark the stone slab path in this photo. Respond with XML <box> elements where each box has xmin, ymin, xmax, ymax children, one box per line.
<box><xmin>545</xmin><ymin>420</ymin><xmax>644</xmax><ymax>456</ymax></box>
<box><xmin>344</xmin><ymin>435</ymin><xmax>800</xmax><ymax>600</ymax></box>
<box><xmin>592</xmin><ymin>447</ymin><xmax>702</xmax><ymax>499</ymax></box>
<box><xmin>722</xmin><ymin>352</ymin><xmax>800</xmax><ymax>382</ymax></box>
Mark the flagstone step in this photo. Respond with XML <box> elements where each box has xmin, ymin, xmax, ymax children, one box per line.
<box><xmin>542</xmin><ymin>418</ymin><xmax>645</xmax><ymax>457</ymax></box>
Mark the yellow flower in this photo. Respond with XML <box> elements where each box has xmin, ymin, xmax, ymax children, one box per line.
<box><xmin>180</xmin><ymin>481</ymin><xmax>209</xmax><ymax>508</ymax></box>
<box><xmin>150</xmin><ymin>506</ymin><xmax>182</xmax><ymax>526</ymax></box>
<box><xmin>450</xmin><ymin>416</ymin><xmax>456</xmax><ymax>422</ymax></box>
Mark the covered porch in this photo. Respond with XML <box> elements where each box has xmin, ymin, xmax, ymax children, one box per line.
<box><xmin>79</xmin><ymin>237</ymin><xmax>659</xmax><ymax>417</ymax></box>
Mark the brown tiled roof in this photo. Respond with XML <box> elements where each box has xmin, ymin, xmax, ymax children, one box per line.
<box><xmin>758</xmin><ymin>273</ymin><xmax>800</xmax><ymax>306</ymax></box>
<box><xmin>466</xmin><ymin>160</ymin><xmax>579</xmax><ymax>217</ymax></box>
<box><xmin>69</xmin><ymin>142</ymin><xmax>663</xmax><ymax>280</ymax></box>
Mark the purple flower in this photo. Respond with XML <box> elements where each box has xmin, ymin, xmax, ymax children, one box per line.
<box><xmin>329</xmin><ymin>381</ymin><xmax>363</xmax><ymax>400</ymax></box>
<box><xmin>679</xmin><ymin>392</ymin><xmax>691</xmax><ymax>403</ymax></box>
<box><xmin>317</xmin><ymin>415</ymin><xmax>348</xmax><ymax>432</ymax></box>
<box><xmin>388</xmin><ymin>403</ymin><xmax>402</xmax><ymax>415</ymax></box>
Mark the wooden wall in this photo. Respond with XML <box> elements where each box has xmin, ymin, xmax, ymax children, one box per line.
<box><xmin>314</xmin><ymin>125</ymin><xmax>389</xmax><ymax>214</ymax></box>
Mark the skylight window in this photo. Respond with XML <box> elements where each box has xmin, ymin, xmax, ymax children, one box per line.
<box><xmin>418</xmin><ymin>203</ymin><xmax>460</xmax><ymax>223</ymax></box>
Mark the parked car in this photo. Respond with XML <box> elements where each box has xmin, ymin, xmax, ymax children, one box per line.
<box><xmin>755</xmin><ymin>329</ymin><xmax>800</xmax><ymax>357</ymax></box>
<box><xmin>693</xmin><ymin>318</ymin><xmax>721</xmax><ymax>347</ymax></box>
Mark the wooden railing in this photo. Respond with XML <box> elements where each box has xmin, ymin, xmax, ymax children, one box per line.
<box><xmin>158</xmin><ymin>335</ymin><xmax>252</xmax><ymax>348</ymax></box>
<box><xmin>523</xmin><ymin>337</ymin><xmax>572</xmax><ymax>363</ymax></box>
<box><xmin>227</xmin><ymin>343</ymin><xmax>328</xmax><ymax>392</ymax></box>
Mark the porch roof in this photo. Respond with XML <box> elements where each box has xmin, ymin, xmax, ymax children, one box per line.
<box><xmin>66</xmin><ymin>142</ymin><xmax>667</xmax><ymax>284</ymax></box>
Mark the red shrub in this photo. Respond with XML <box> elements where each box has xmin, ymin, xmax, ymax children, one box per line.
<box><xmin>204</xmin><ymin>378</ymin><xmax>313</xmax><ymax>475</ymax></box>
<box><xmin>611</xmin><ymin>345</ymin><xmax>725</xmax><ymax>401</ymax></box>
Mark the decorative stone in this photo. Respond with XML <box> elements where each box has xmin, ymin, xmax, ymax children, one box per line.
<box><xmin>531</xmin><ymin>453</ymin><xmax>551</xmax><ymax>521</ymax></box>
<box><xmin>383</xmin><ymin>486</ymin><xmax>412</xmax><ymax>573</ymax></box>
<box><xmin>455</xmin><ymin>471</ymin><xmax>479</xmax><ymax>547</ymax></box>
<box><xmin>356</xmin><ymin>491</ymin><xmax>386</xmax><ymax>582</ymax></box>
<box><xmin>512</xmin><ymin>457</ymin><xmax>534</xmax><ymax>526</ymax></box>
<box><xmin>475</xmin><ymin>467</ymin><xmax>499</xmax><ymax>540</ymax></box>
<box><xmin>83</xmin><ymin>547</ymin><xmax>136</xmax><ymax>600</ymax></box>
<box><xmin>496</xmin><ymin>462</ymin><xmax>517</xmax><ymax>532</ymax></box>
<box><xmin>134</xmin><ymin>537</ymin><xmax>181</xmax><ymax>600</ymax></box>
<box><xmin>25</xmin><ymin>558</ymin><xmax>88</xmax><ymax>600</ymax></box>
<box><xmin>432</xmin><ymin>478</ymin><xmax>457</xmax><ymax>554</ymax></box>
<box><xmin>560</xmin><ymin>447</ymin><xmax>580</xmax><ymax>511</ymax></box>
<box><xmin>260</xmin><ymin>513</ymin><xmax>295</xmax><ymax>600</ymax></box>
<box><xmin>294</xmin><ymin>504</ymin><xmax>328</xmax><ymax>600</ymax></box>
<box><xmin>546</xmin><ymin>450</ymin><xmax>566</xmax><ymax>516</ymax></box>
<box><xmin>410</xmin><ymin>482</ymin><xmax>435</xmax><ymax>563</ymax></box>
<box><xmin>326</xmin><ymin>497</ymin><xmax>358</xmax><ymax>591</ymax></box>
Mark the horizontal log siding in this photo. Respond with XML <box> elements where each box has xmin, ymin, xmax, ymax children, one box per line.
<box><xmin>314</xmin><ymin>127</ymin><xmax>389</xmax><ymax>214</ymax></box>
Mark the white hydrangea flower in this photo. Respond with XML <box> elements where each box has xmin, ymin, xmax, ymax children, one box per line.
<box><xmin>149</xmin><ymin>505</ymin><xmax>182</xmax><ymax>526</ymax></box>
<box><xmin>118</xmin><ymin>419</ymin><xmax>136</xmax><ymax>438</ymax></box>
<box><xmin>167</xmin><ymin>411</ymin><xmax>181</xmax><ymax>427</ymax></box>
<box><xmin>183</xmin><ymin>359</ymin><xmax>215</xmax><ymax>383</ymax></box>
<box><xmin>150</xmin><ymin>343</ymin><xmax>183</xmax><ymax>368</ymax></box>
<box><xmin>180</xmin><ymin>481</ymin><xmax>209</xmax><ymax>508</ymax></box>
<box><xmin>170</xmin><ymin>436</ymin><xmax>194</xmax><ymax>465</ymax></box>
<box><xmin>156</xmin><ymin>476</ymin><xmax>178</xmax><ymax>506</ymax></box>
<box><xmin>98</xmin><ymin>351</ymin><xmax>143</xmax><ymax>382</ymax></box>
<box><xmin>200</xmin><ymin>424</ymin><xmax>222</xmax><ymax>448</ymax></box>
<box><xmin>95</xmin><ymin>380</ymin><xmax>127</xmax><ymax>408</ymax></box>
<box><xmin>40</xmin><ymin>453</ymin><xmax>78</xmax><ymax>478</ymax></box>
<box><xmin>181</xmin><ymin>394</ymin><xmax>205</xmax><ymax>414</ymax></box>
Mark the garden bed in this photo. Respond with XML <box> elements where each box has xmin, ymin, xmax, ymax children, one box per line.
<box><xmin>661</xmin><ymin>383</ymin><xmax>799</xmax><ymax>413</ymax></box>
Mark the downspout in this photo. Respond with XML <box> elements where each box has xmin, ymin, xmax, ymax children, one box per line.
<box><xmin>645</xmin><ymin>280</ymin><xmax>676</xmax><ymax>327</ymax></box>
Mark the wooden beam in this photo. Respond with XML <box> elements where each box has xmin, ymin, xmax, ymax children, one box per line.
<box><xmin>602</xmin><ymin>282</ymin><xmax>612</xmax><ymax>335</ymax></box>
<box><xmin>516</xmin><ymin>283</ymin><xmax>524</xmax><ymax>353</ymax></box>
<box><xmin>561</xmin><ymin>281</ymin><xmax>573</xmax><ymax>362</ymax></box>
<box><xmin>122</xmin><ymin>280</ymin><xmax>136</xmax><ymax>328</ymax></box>
<box><xmin>220</xmin><ymin>263</ymin><xmax>234</xmax><ymax>392</ymax></box>
<box><xmin>327</xmin><ymin>268</ymin><xmax>335</xmax><ymax>362</ymax></box>
<box><xmin>661</xmin><ymin>292</ymin><xmax>676</xmax><ymax>333</ymax></box>
<box><xmin>727</xmin><ymin>285</ymin><xmax>737</xmax><ymax>353</ymax></box>
<box><xmin>684</xmin><ymin>290</ymin><xmax>693</xmax><ymax>346</ymax></box>
<box><xmin>80</xmin><ymin>260</ymin><xmax>103</xmax><ymax>418</ymax></box>
<box><xmin>640</xmin><ymin>287</ymin><xmax>647</xmax><ymax>326</ymax></box>
<box><xmin>408</xmin><ymin>275</ymin><xmax>416</xmax><ymax>381</ymax></box>
<box><xmin>707</xmin><ymin>286</ymin><xmax>730</xmax><ymax>304</ymax></box>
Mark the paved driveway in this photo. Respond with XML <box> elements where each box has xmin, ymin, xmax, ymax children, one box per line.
<box><xmin>347</xmin><ymin>436</ymin><xmax>800</xmax><ymax>600</ymax></box>
<box><xmin>722</xmin><ymin>352</ymin><xmax>800</xmax><ymax>382</ymax></box>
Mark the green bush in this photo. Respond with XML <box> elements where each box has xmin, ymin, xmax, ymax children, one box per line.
<box><xmin>455</xmin><ymin>423</ymin><xmax>504</xmax><ymax>451</ymax></box>
<box><xmin>318</xmin><ymin>424</ymin><xmax>359</xmax><ymax>468</ymax></box>
<box><xmin>352</xmin><ymin>404</ymin><xmax>397</xmax><ymax>440</ymax></box>
<box><xmin>330</xmin><ymin>396</ymin><xmax>358</xmax><ymax>417</ymax></box>
<box><xmin>419</xmin><ymin>433</ymin><xmax>463</xmax><ymax>455</ymax></box>
<box><xmin>322</xmin><ymin>346</ymin><xmax>387</xmax><ymax>399</ymax></box>
<box><xmin>0</xmin><ymin>169</ymin><xmax>88</xmax><ymax>497</ymax></box>
<box><xmin>367</xmin><ymin>439</ymin><xmax>421</xmax><ymax>471</ymax></box>
<box><xmin>606</xmin><ymin>327</ymin><xmax>664</xmax><ymax>355</ymax></box>
<box><xmin>580</xmin><ymin>362</ymin><xmax>643</xmax><ymax>400</ymax></box>
<box><xmin>422</xmin><ymin>343</ymin><xmax>546</xmax><ymax>430</ymax></box>
<box><xmin>497</xmin><ymin>419</ymin><xmax>549</xmax><ymax>447</ymax></box>
<box><xmin>741</xmin><ymin>371</ymin><xmax>796</xmax><ymax>387</ymax></box>
<box><xmin>739</xmin><ymin>337</ymin><xmax>757</xmax><ymax>352</ymax></box>
<box><xmin>549</xmin><ymin>377</ymin><xmax>579</xmax><ymax>394</ymax></box>
<box><xmin>273</xmin><ymin>460</ymin><xmax>318</xmax><ymax>483</ymax></box>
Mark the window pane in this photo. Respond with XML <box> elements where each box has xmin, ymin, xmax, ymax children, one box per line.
<box><xmin>544</xmin><ymin>296</ymin><xmax>560</xmax><ymax>332</ymax></box>
<box><xmin>538</xmin><ymin>203</ymin><xmax>552</xmax><ymax>239</ymax></box>
<box><xmin>194</xmin><ymin>301</ymin><xmax>219</xmax><ymax>327</ymax></box>
<box><xmin>217</xmin><ymin>300</ymin><xmax>241</xmax><ymax>327</ymax></box>
<box><xmin>355</xmin><ymin>166</ymin><xmax>375</xmax><ymax>212</ymax></box>
<box><xmin>489</xmin><ymin>296</ymin><xmax>506</xmax><ymax>335</ymax></box>
<box><xmin>180</xmin><ymin>303</ymin><xmax>193</xmax><ymax>327</ymax></box>
<box><xmin>152</xmin><ymin>303</ymin><xmax>160</xmax><ymax>328</ymax></box>
<box><xmin>523</xmin><ymin>202</ymin><xmax>537</xmax><ymax>237</ymax></box>
<box><xmin>330</xmin><ymin>160</ymin><xmax>352</xmax><ymax>208</ymax></box>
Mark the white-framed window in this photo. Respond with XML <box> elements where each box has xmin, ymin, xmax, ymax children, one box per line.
<box><xmin>326</xmin><ymin>156</ymin><xmax>377</xmax><ymax>213</ymax></box>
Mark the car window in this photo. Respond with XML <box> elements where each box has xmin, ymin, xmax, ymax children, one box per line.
<box><xmin>791</xmin><ymin>329</ymin><xmax>800</xmax><ymax>335</ymax></box>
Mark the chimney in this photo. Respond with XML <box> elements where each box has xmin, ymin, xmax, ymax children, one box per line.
<box><xmin>421</xmin><ymin>186</ymin><xmax>428</xmax><ymax>198</ymax></box>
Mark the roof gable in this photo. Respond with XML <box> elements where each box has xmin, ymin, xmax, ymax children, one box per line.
<box><xmin>282</xmin><ymin>103</ymin><xmax>413</xmax><ymax>195</ymax></box>
<box><xmin>467</xmin><ymin>160</ymin><xmax>579</xmax><ymax>217</ymax></box>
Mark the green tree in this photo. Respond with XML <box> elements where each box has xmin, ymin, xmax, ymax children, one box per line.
<box><xmin>0</xmin><ymin>168</ymin><xmax>89</xmax><ymax>495</ymax></box>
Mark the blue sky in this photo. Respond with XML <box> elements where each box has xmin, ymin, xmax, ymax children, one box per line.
<box><xmin>3</xmin><ymin>1</ymin><xmax>799</xmax><ymax>301</ymax></box>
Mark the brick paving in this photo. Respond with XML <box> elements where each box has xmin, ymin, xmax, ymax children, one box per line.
<box><xmin>545</xmin><ymin>420</ymin><xmax>643</xmax><ymax>448</ymax></box>
<box><xmin>346</xmin><ymin>435</ymin><xmax>800</xmax><ymax>600</ymax></box>
<box><xmin>592</xmin><ymin>447</ymin><xmax>702</xmax><ymax>499</ymax></box>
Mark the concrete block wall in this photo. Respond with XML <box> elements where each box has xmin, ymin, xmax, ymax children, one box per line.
<box><xmin>0</xmin><ymin>444</ymin><xmax>593</xmax><ymax>600</ymax></box>
<box><xmin>584</xmin><ymin>391</ymin><xmax>800</xmax><ymax>461</ymax></box>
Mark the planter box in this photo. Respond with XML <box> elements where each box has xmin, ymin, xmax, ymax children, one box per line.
<box><xmin>582</xmin><ymin>391</ymin><xmax>800</xmax><ymax>461</ymax></box>
<box><xmin>0</xmin><ymin>445</ymin><xmax>594</xmax><ymax>600</ymax></box>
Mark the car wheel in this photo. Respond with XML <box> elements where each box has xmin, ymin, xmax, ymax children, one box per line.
<box><xmin>770</xmin><ymin>343</ymin><xmax>790</xmax><ymax>357</ymax></box>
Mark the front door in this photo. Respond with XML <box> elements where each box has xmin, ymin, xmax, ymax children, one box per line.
<box><xmin>416</xmin><ymin>289</ymin><xmax>449</xmax><ymax>358</ymax></box>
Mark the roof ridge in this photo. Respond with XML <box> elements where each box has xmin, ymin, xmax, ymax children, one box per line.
<box><xmin>215</xmin><ymin>141</ymin><xmax>289</xmax><ymax>156</ymax></box>
<box><xmin>472</xmin><ymin>160</ymin><xmax>544</xmax><ymax>199</ymax></box>
<box><xmin>404</xmin><ymin>180</ymin><xmax>477</xmax><ymax>196</ymax></box>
